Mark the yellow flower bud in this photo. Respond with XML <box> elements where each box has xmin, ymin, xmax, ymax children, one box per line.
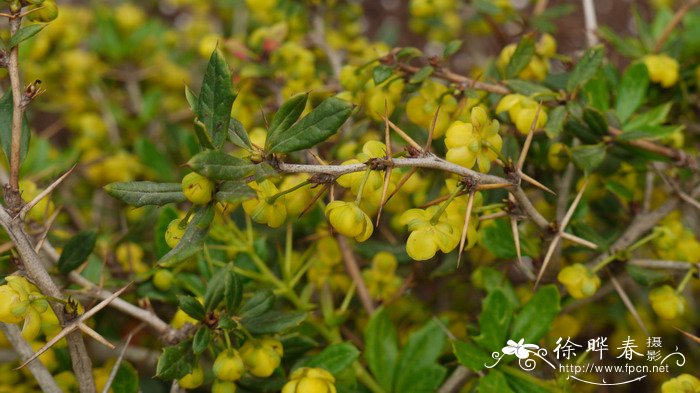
<box><xmin>325</xmin><ymin>201</ymin><xmax>373</xmax><ymax>242</ymax></box>
<box><xmin>242</xmin><ymin>180</ymin><xmax>288</xmax><ymax>228</ymax></box>
<box><xmin>547</xmin><ymin>142</ymin><xmax>570</xmax><ymax>171</ymax></box>
<box><xmin>642</xmin><ymin>54</ymin><xmax>679</xmax><ymax>88</ymax></box>
<box><xmin>282</xmin><ymin>367</ymin><xmax>337</xmax><ymax>393</ymax></box>
<box><xmin>661</xmin><ymin>374</ymin><xmax>700</xmax><ymax>393</ymax></box>
<box><xmin>165</xmin><ymin>219</ymin><xmax>186</xmax><ymax>248</ymax></box>
<box><xmin>557</xmin><ymin>264</ymin><xmax>601</xmax><ymax>299</ymax></box>
<box><xmin>240</xmin><ymin>339</ymin><xmax>282</xmax><ymax>377</ymax></box>
<box><xmin>212</xmin><ymin>380</ymin><xmax>238</xmax><ymax>393</ymax></box>
<box><xmin>182</xmin><ymin>172</ymin><xmax>215</xmax><ymax>205</ymax></box>
<box><xmin>649</xmin><ymin>285</ymin><xmax>685</xmax><ymax>320</ymax></box>
<box><xmin>178</xmin><ymin>365</ymin><xmax>204</xmax><ymax>389</ymax></box>
<box><xmin>213</xmin><ymin>349</ymin><xmax>246</xmax><ymax>381</ymax></box>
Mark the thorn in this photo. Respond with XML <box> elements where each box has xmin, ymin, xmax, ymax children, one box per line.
<box><xmin>674</xmin><ymin>327</ymin><xmax>700</xmax><ymax>344</ymax></box>
<box><xmin>511</xmin><ymin>215</ymin><xmax>522</xmax><ymax>266</ymax></box>
<box><xmin>383</xmin><ymin>116</ymin><xmax>424</xmax><ymax>152</ymax></box>
<box><xmin>479</xmin><ymin>211</ymin><xmax>508</xmax><ymax>221</ymax></box>
<box><xmin>101</xmin><ymin>324</ymin><xmax>144</xmax><ymax>393</ymax></box>
<box><xmin>299</xmin><ymin>185</ymin><xmax>328</xmax><ymax>218</ymax></box>
<box><xmin>520</xmin><ymin>172</ymin><xmax>555</xmax><ymax>195</ymax></box>
<box><xmin>560</xmin><ymin>232</ymin><xmax>598</xmax><ymax>250</ymax></box>
<box><xmin>425</xmin><ymin>105</ymin><xmax>441</xmax><ymax>152</ymax></box>
<box><xmin>385</xmin><ymin>167</ymin><xmax>418</xmax><ymax>204</ymax></box>
<box><xmin>561</xmin><ymin>178</ymin><xmax>588</xmax><ymax>229</ymax></box>
<box><xmin>534</xmin><ymin>235</ymin><xmax>561</xmax><ymax>290</ymax></box>
<box><xmin>608</xmin><ymin>272</ymin><xmax>649</xmax><ymax>336</ymax></box>
<box><xmin>476</xmin><ymin>182</ymin><xmax>511</xmax><ymax>191</ymax></box>
<box><xmin>18</xmin><ymin>165</ymin><xmax>77</xmax><ymax>220</ymax></box>
<box><xmin>375</xmin><ymin>169</ymin><xmax>392</xmax><ymax>227</ymax></box>
<box><xmin>456</xmin><ymin>192</ymin><xmax>475</xmax><ymax>268</ymax></box>
<box><xmin>420</xmin><ymin>194</ymin><xmax>450</xmax><ymax>208</ymax></box>
<box><xmin>33</xmin><ymin>207</ymin><xmax>62</xmax><ymax>253</ymax></box>
<box><xmin>79</xmin><ymin>324</ymin><xmax>115</xmax><ymax>349</ymax></box>
<box><xmin>309</xmin><ymin>152</ymin><xmax>328</xmax><ymax>165</ymax></box>
<box><xmin>517</xmin><ymin>104</ymin><xmax>542</xmax><ymax>171</ymax></box>
<box><xmin>679</xmin><ymin>191</ymin><xmax>700</xmax><ymax>211</ymax></box>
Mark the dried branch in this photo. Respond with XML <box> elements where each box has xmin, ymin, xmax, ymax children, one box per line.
<box><xmin>581</xmin><ymin>0</ymin><xmax>599</xmax><ymax>47</ymax></box>
<box><xmin>5</xmin><ymin>15</ymin><xmax>24</xmax><ymax>212</ymax></box>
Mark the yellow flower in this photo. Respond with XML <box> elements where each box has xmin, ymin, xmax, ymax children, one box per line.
<box><xmin>406</xmin><ymin>80</ymin><xmax>457</xmax><ymax>137</ymax></box>
<box><xmin>649</xmin><ymin>285</ymin><xmax>685</xmax><ymax>320</ymax></box>
<box><xmin>445</xmin><ymin>107</ymin><xmax>502</xmax><ymax>173</ymax></box>
<box><xmin>240</xmin><ymin>337</ymin><xmax>283</xmax><ymax>377</ymax></box>
<box><xmin>282</xmin><ymin>367</ymin><xmax>337</xmax><ymax>393</ymax></box>
<box><xmin>495</xmin><ymin>94</ymin><xmax>547</xmax><ymax>135</ymax></box>
<box><xmin>643</xmin><ymin>54</ymin><xmax>679</xmax><ymax>88</ymax></box>
<box><xmin>325</xmin><ymin>201</ymin><xmax>373</xmax><ymax>242</ymax></box>
<box><xmin>662</xmin><ymin>374</ymin><xmax>700</xmax><ymax>393</ymax></box>
<box><xmin>181</xmin><ymin>172</ymin><xmax>215</xmax><ymax>205</ymax></box>
<box><xmin>280</xmin><ymin>174</ymin><xmax>313</xmax><ymax>217</ymax></box>
<box><xmin>242</xmin><ymin>180</ymin><xmax>287</xmax><ymax>228</ymax></box>
<box><xmin>213</xmin><ymin>349</ymin><xmax>246</xmax><ymax>381</ymax></box>
<box><xmin>557</xmin><ymin>264</ymin><xmax>601</xmax><ymax>299</ymax></box>
<box><xmin>400</xmin><ymin>206</ymin><xmax>459</xmax><ymax>261</ymax></box>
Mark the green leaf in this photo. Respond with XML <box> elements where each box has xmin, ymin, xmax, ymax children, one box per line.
<box><xmin>364</xmin><ymin>308</ymin><xmax>398</xmax><ymax>391</ymax></box>
<box><xmin>178</xmin><ymin>295</ymin><xmax>205</xmax><ymax>321</ymax></box>
<box><xmin>111</xmin><ymin>361</ymin><xmax>139</xmax><ymax>393</ymax></box>
<box><xmin>582</xmin><ymin>107</ymin><xmax>608</xmax><ymax>136</ymax></box>
<box><xmin>617</xmin><ymin>124</ymin><xmax>682</xmax><ymax>141</ymax></box>
<box><xmin>304</xmin><ymin>342</ymin><xmax>359</xmax><ymax>374</ymax></box>
<box><xmin>185</xmin><ymin>85</ymin><xmax>198</xmax><ymax>113</ymax></box>
<box><xmin>571</xmin><ymin>144</ymin><xmax>606</xmax><ymax>172</ymax></box>
<box><xmin>453</xmin><ymin>340</ymin><xmax>493</xmax><ymax>372</ymax></box>
<box><xmin>241</xmin><ymin>310</ymin><xmax>307</xmax><ymax>335</ymax></box>
<box><xmin>615</xmin><ymin>62</ymin><xmax>649</xmax><ymax>123</ymax></box>
<box><xmin>225</xmin><ymin>270</ymin><xmax>243</xmax><ymax>312</ymax></box>
<box><xmin>228</xmin><ymin>118</ymin><xmax>252</xmax><ymax>150</ymax></box>
<box><xmin>510</xmin><ymin>285</ymin><xmax>560</xmax><ymax>343</ymax></box>
<box><xmin>193</xmin><ymin>118</ymin><xmax>215</xmax><ymax>149</ymax></box>
<box><xmin>584</xmin><ymin>76</ymin><xmax>610</xmax><ymax>112</ymax></box>
<box><xmin>266</xmin><ymin>97</ymin><xmax>352</xmax><ymax>153</ymax></box>
<box><xmin>204</xmin><ymin>266</ymin><xmax>229</xmax><ymax>312</ymax></box>
<box><xmin>393</xmin><ymin>319</ymin><xmax>446</xmax><ymax>391</ymax></box>
<box><xmin>566</xmin><ymin>46</ymin><xmax>604</xmax><ymax>92</ymax></box>
<box><xmin>188</xmin><ymin>150</ymin><xmax>255</xmax><ymax>180</ymax></box>
<box><xmin>544</xmin><ymin>106</ymin><xmax>567</xmax><ymax>139</ymax></box>
<box><xmin>396</xmin><ymin>47</ymin><xmax>422</xmax><ymax>59</ymax></box>
<box><xmin>197</xmin><ymin>49</ymin><xmax>236</xmax><ymax>148</ymax></box>
<box><xmin>192</xmin><ymin>327</ymin><xmax>211</xmax><ymax>355</ymax></box>
<box><xmin>267</xmin><ymin>93</ymin><xmax>308</xmax><ymax>145</ymax></box>
<box><xmin>8</xmin><ymin>24</ymin><xmax>47</xmax><ymax>48</ymax></box>
<box><xmin>372</xmin><ymin>65</ymin><xmax>394</xmax><ymax>85</ymax></box>
<box><xmin>444</xmin><ymin>40</ymin><xmax>462</xmax><ymax>57</ymax></box>
<box><xmin>623</xmin><ymin>102</ymin><xmax>672</xmax><ymax>131</ymax></box>
<box><xmin>394</xmin><ymin>364</ymin><xmax>446</xmax><ymax>393</ymax></box>
<box><xmin>606</xmin><ymin>180</ymin><xmax>634</xmax><ymax>201</ymax></box>
<box><xmin>626</xmin><ymin>264</ymin><xmax>670</xmax><ymax>287</ymax></box>
<box><xmin>479</xmin><ymin>370</ymin><xmax>515</xmax><ymax>393</ymax></box>
<box><xmin>0</xmin><ymin>90</ymin><xmax>31</xmax><ymax>165</ymax></box>
<box><xmin>158</xmin><ymin>206</ymin><xmax>214</xmax><ymax>268</ymax></box>
<box><xmin>215</xmin><ymin>180</ymin><xmax>256</xmax><ymax>204</ymax></box>
<box><xmin>104</xmin><ymin>182</ymin><xmax>186</xmax><ymax>207</ymax></box>
<box><xmin>155</xmin><ymin>340</ymin><xmax>194</xmax><ymax>380</ymax></box>
<box><xmin>479</xmin><ymin>219</ymin><xmax>517</xmax><ymax>259</ymax></box>
<box><xmin>505</xmin><ymin>35</ymin><xmax>536</xmax><ymax>79</ymax></box>
<box><xmin>239</xmin><ymin>290</ymin><xmax>274</xmax><ymax>318</ymax></box>
<box><xmin>408</xmin><ymin>66</ymin><xmax>434</xmax><ymax>84</ymax></box>
<box><xmin>58</xmin><ymin>231</ymin><xmax>97</xmax><ymax>274</ymax></box>
<box><xmin>474</xmin><ymin>289</ymin><xmax>514</xmax><ymax>352</ymax></box>
<box><xmin>504</xmin><ymin>80</ymin><xmax>556</xmax><ymax>98</ymax></box>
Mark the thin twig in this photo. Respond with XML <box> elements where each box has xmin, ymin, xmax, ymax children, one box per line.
<box><xmin>653</xmin><ymin>0</ymin><xmax>700</xmax><ymax>52</ymax></box>
<box><xmin>336</xmin><ymin>236</ymin><xmax>375</xmax><ymax>315</ymax></box>
<box><xmin>608</xmin><ymin>271</ymin><xmax>649</xmax><ymax>336</ymax></box>
<box><xmin>582</xmin><ymin>0</ymin><xmax>599</xmax><ymax>47</ymax></box>
<box><xmin>102</xmin><ymin>324</ymin><xmax>146</xmax><ymax>393</ymax></box>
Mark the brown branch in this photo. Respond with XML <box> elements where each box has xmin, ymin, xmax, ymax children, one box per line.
<box><xmin>0</xmin><ymin>209</ymin><xmax>96</xmax><ymax>393</ymax></box>
<box><xmin>608</xmin><ymin>127</ymin><xmax>697</xmax><ymax>169</ymax></box>
<box><xmin>5</xmin><ymin>15</ymin><xmax>23</xmax><ymax>212</ymax></box>
<box><xmin>653</xmin><ymin>0</ymin><xmax>700</xmax><ymax>53</ymax></box>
